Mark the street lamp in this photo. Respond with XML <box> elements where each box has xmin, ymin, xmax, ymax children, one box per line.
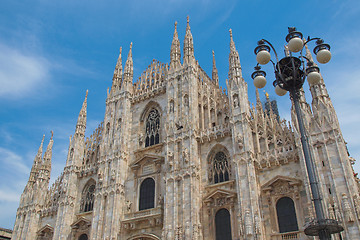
<box><xmin>251</xmin><ymin>27</ymin><xmax>343</xmax><ymax>239</ymax></box>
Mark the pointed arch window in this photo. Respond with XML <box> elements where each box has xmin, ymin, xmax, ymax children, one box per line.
<box><xmin>212</xmin><ymin>151</ymin><xmax>230</xmax><ymax>184</ymax></box>
<box><xmin>139</xmin><ymin>178</ymin><xmax>155</xmax><ymax>211</ymax></box>
<box><xmin>78</xmin><ymin>234</ymin><xmax>88</xmax><ymax>240</ymax></box>
<box><xmin>81</xmin><ymin>182</ymin><xmax>95</xmax><ymax>212</ymax></box>
<box><xmin>276</xmin><ymin>197</ymin><xmax>299</xmax><ymax>233</ymax></box>
<box><xmin>145</xmin><ymin>109</ymin><xmax>160</xmax><ymax>147</ymax></box>
<box><xmin>215</xmin><ymin>208</ymin><xmax>232</xmax><ymax>240</ymax></box>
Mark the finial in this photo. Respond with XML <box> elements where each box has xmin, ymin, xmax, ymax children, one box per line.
<box><xmin>130</xmin><ymin>42</ymin><xmax>133</xmax><ymax>50</ymax></box>
<box><xmin>187</xmin><ymin>16</ymin><xmax>189</xmax><ymax>24</ymax></box>
<box><xmin>229</xmin><ymin>29</ymin><xmax>233</xmax><ymax>38</ymax></box>
<box><xmin>119</xmin><ymin>46</ymin><xmax>122</xmax><ymax>54</ymax></box>
<box><xmin>41</xmin><ymin>134</ymin><xmax>45</xmax><ymax>144</ymax></box>
<box><xmin>50</xmin><ymin>131</ymin><xmax>54</xmax><ymax>140</ymax></box>
<box><xmin>212</xmin><ymin>50</ymin><xmax>215</xmax><ymax>57</ymax></box>
<box><xmin>175</xmin><ymin>21</ymin><xmax>177</xmax><ymax>29</ymax></box>
<box><xmin>85</xmin><ymin>89</ymin><xmax>88</xmax><ymax>98</ymax></box>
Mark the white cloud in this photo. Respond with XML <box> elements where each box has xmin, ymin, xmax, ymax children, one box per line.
<box><xmin>0</xmin><ymin>147</ymin><xmax>30</xmax><ymax>175</ymax></box>
<box><xmin>0</xmin><ymin>42</ymin><xmax>49</xmax><ymax>99</ymax></box>
<box><xmin>0</xmin><ymin>189</ymin><xmax>21</xmax><ymax>203</ymax></box>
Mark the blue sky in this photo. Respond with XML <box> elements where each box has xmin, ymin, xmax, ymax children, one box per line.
<box><xmin>1</xmin><ymin>0</ymin><xmax>359</xmax><ymax>229</ymax></box>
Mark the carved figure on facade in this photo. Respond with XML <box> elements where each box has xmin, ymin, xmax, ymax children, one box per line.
<box><xmin>125</xmin><ymin>200</ymin><xmax>132</xmax><ymax>213</ymax></box>
<box><xmin>182</xmin><ymin>147</ymin><xmax>189</xmax><ymax>164</ymax></box>
<box><xmin>353</xmin><ymin>194</ymin><xmax>360</xmax><ymax>220</ymax></box>
<box><xmin>342</xmin><ymin>193</ymin><xmax>355</xmax><ymax>222</ymax></box>
<box><xmin>254</xmin><ymin>212</ymin><xmax>261</xmax><ymax>235</ymax></box>
<box><xmin>328</xmin><ymin>203</ymin><xmax>336</xmax><ymax>219</ymax></box>
<box><xmin>334</xmin><ymin>202</ymin><xmax>342</xmax><ymax>221</ymax></box>
<box><xmin>233</xmin><ymin>94</ymin><xmax>239</xmax><ymax>108</ymax></box>
<box><xmin>167</xmin><ymin>151</ymin><xmax>174</xmax><ymax>170</ymax></box>
<box><xmin>245</xmin><ymin>209</ymin><xmax>253</xmax><ymax>236</ymax></box>
<box><xmin>111</xmin><ymin>169</ymin><xmax>116</xmax><ymax>181</ymax></box>
<box><xmin>98</xmin><ymin>169</ymin><xmax>103</xmax><ymax>184</ymax></box>
<box><xmin>138</xmin><ymin>132</ymin><xmax>144</xmax><ymax>146</ymax></box>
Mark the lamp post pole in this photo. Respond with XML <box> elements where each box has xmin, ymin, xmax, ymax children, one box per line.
<box><xmin>252</xmin><ymin>27</ymin><xmax>343</xmax><ymax>239</ymax></box>
<box><xmin>290</xmin><ymin>88</ymin><xmax>331</xmax><ymax>239</ymax></box>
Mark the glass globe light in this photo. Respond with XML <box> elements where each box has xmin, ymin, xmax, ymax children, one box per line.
<box><xmin>254</xmin><ymin>75</ymin><xmax>267</xmax><ymax>89</ymax></box>
<box><xmin>316</xmin><ymin>49</ymin><xmax>331</xmax><ymax>64</ymax></box>
<box><xmin>288</xmin><ymin>37</ymin><xmax>304</xmax><ymax>53</ymax></box>
<box><xmin>307</xmin><ymin>71</ymin><xmax>321</xmax><ymax>85</ymax></box>
<box><xmin>275</xmin><ymin>85</ymin><xmax>287</xmax><ymax>96</ymax></box>
<box><xmin>256</xmin><ymin>50</ymin><xmax>271</xmax><ymax>65</ymax></box>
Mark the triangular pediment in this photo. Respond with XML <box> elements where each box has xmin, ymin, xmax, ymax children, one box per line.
<box><xmin>71</xmin><ymin>216</ymin><xmax>91</xmax><ymax>229</ymax></box>
<box><xmin>204</xmin><ymin>188</ymin><xmax>236</xmax><ymax>202</ymax></box>
<box><xmin>37</xmin><ymin>224</ymin><xmax>54</xmax><ymax>234</ymax></box>
<box><xmin>261</xmin><ymin>175</ymin><xmax>302</xmax><ymax>191</ymax></box>
<box><xmin>130</xmin><ymin>154</ymin><xmax>164</xmax><ymax>169</ymax></box>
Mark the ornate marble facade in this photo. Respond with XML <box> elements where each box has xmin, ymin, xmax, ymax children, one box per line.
<box><xmin>12</xmin><ymin>18</ymin><xmax>360</xmax><ymax>240</ymax></box>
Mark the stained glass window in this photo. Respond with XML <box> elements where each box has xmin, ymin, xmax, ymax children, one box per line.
<box><xmin>212</xmin><ymin>152</ymin><xmax>230</xmax><ymax>184</ymax></box>
<box><xmin>81</xmin><ymin>183</ymin><xmax>95</xmax><ymax>212</ymax></box>
<box><xmin>145</xmin><ymin>109</ymin><xmax>160</xmax><ymax>147</ymax></box>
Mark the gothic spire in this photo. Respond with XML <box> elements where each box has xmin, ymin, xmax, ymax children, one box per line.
<box><xmin>170</xmin><ymin>21</ymin><xmax>181</xmax><ymax>70</ymax></box>
<box><xmin>124</xmin><ymin>42</ymin><xmax>133</xmax><ymax>81</ymax></box>
<box><xmin>228</xmin><ymin>29</ymin><xmax>243</xmax><ymax>84</ymax></box>
<box><xmin>29</xmin><ymin>135</ymin><xmax>45</xmax><ymax>183</ymax></box>
<box><xmin>212</xmin><ymin>50</ymin><xmax>219</xmax><ymax>84</ymax></box>
<box><xmin>183</xmin><ymin>16</ymin><xmax>195</xmax><ymax>65</ymax></box>
<box><xmin>255</xmin><ymin>88</ymin><xmax>264</xmax><ymax>119</ymax></box>
<box><xmin>75</xmin><ymin>90</ymin><xmax>88</xmax><ymax>138</ymax></box>
<box><xmin>43</xmin><ymin>131</ymin><xmax>54</xmax><ymax>169</ymax></box>
<box><xmin>112</xmin><ymin>47</ymin><xmax>123</xmax><ymax>93</ymax></box>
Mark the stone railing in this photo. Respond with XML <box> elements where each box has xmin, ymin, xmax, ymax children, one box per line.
<box><xmin>270</xmin><ymin>231</ymin><xmax>308</xmax><ymax>240</ymax></box>
<box><xmin>122</xmin><ymin>207</ymin><xmax>163</xmax><ymax>231</ymax></box>
<box><xmin>124</xmin><ymin>207</ymin><xmax>162</xmax><ymax>221</ymax></box>
<box><xmin>195</xmin><ymin>123</ymin><xmax>231</xmax><ymax>142</ymax></box>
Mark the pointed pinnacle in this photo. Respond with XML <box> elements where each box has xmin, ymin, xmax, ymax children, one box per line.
<box><xmin>40</xmin><ymin>134</ymin><xmax>45</xmax><ymax>149</ymax></box>
<box><xmin>212</xmin><ymin>50</ymin><xmax>216</xmax><ymax>66</ymax></box>
<box><xmin>256</xmin><ymin>88</ymin><xmax>261</xmax><ymax>103</ymax></box>
<box><xmin>128</xmin><ymin>42</ymin><xmax>133</xmax><ymax>58</ymax></box>
<box><xmin>36</xmin><ymin>134</ymin><xmax>45</xmax><ymax>159</ymax></box>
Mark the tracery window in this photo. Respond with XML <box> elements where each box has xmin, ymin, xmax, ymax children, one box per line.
<box><xmin>276</xmin><ymin>197</ymin><xmax>299</xmax><ymax>233</ymax></box>
<box><xmin>215</xmin><ymin>208</ymin><xmax>232</xmax><ymax>240</ymax></box>
<box><xmin>139</xmin><ymin>178</ymin><xmax>155</xmax><ymax>211</ymax></box>
<box><xmin>211</xmin><ymin>151</ymin><xmax>230</xmax><ymax>184</ymax></box>
<box><xmin>145</xmin><ymin>109</ymin><xmax>160</xmax><ymax>147</ymax></box>
<box><xmin>81</xmin><ymin>182</ymin><xmax>95</xmax><ymax>212</ymax></box>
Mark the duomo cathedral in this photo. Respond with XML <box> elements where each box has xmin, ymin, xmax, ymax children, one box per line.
<box><xmin>11</xmin><ymin>18</ymin><xmax>360</xmax><ymax>240</ymax></box>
